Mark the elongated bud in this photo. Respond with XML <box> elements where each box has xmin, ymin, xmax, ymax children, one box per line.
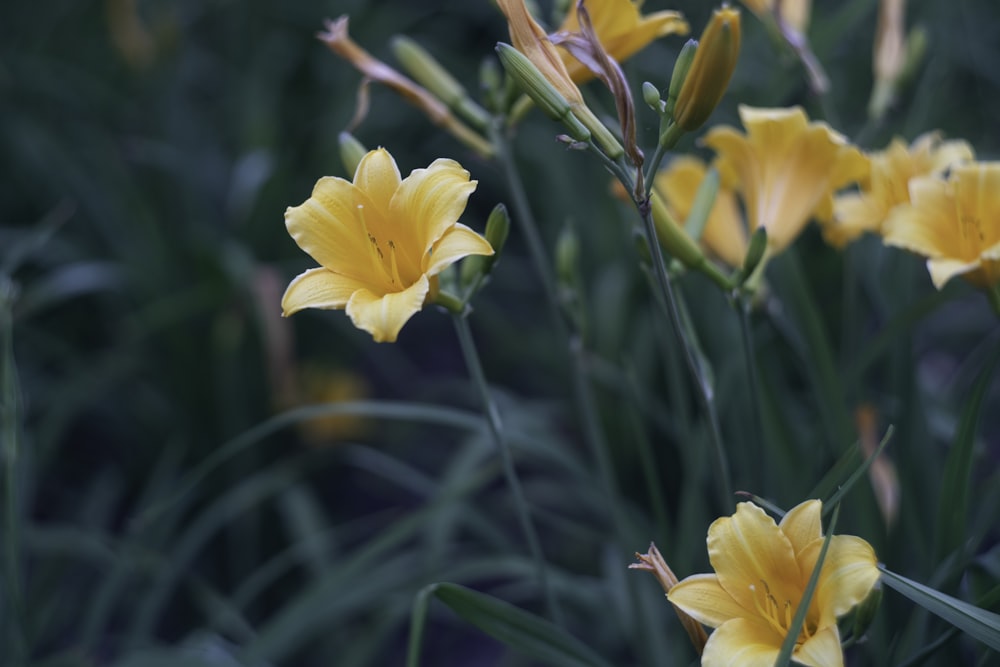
<box><xmin>485</xmin><ymin>203</ymin><xmax>510</xmax><ymax>264</ymax></box>
<box><xmin>496</xmin><ymin>43</ymin><xmax>591</xmax><ymax>142</ymax></box>
<box><xmin>649</xmin><ymin>193</ymin><xmax>707</xmax><ymax>269</ymax></box>
<box><xmin>665</xmin><ymin>39</ymin><xmax>698</xmax><ymax>119</ymax></box>
<box><xmin>684</xmin><ymin>167</ymin><xmax>720</xmax><ymax>242</ymax></box>
<box><xmin>392</xmin><ymin>36</ymin><xmax>491</xmax><ymax>130</ymax></box>
<box><xmin>338</xmin><ymin>132</ymin><xmax>368</xmax><ymax>177</ymax></box>
<box><xmin>672</xmin><ymin>7</ymin><xmax>741</xmax><ymax>132</ymax></box>
<box><xmin>738</xmin><ymin>226</ymin><xmax>767</xmax><ymax>286</ymax></box>
<box><xmin>555</xmin><ymin>225</ymin><xmax>580</xmax><ymax>289</ymax></box>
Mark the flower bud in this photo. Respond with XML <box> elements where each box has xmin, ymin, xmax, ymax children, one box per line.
<box><xmin>338</xmin><ymin>132</ymin><xmax>368</xmax><ymax>177</ymax></box>
<box><xmin>642</xmin><ymin>81</ymin><xmax>664</xmax><ymax>113</ymax></box>
<box><xmin>496</xmin><ymin>43</ymin><xmax>592</xmax><ymax>142</ymax></box>
<box><xmin>664</xmin><ymin>38</ymin><xmax>698</xmax><ymax>119</ymax></box>
<box><xmin>742</xmin><ymin>226</ymin><xmax>768</xmax><ymax>278</ymax></box>
<box><xmin>392</xmin><ymin>36</ymin><xmax>491</xmax><ymax>130</ymax></box>
<box><xmin>672</xmin><ymin>7</ymin><xmax>741</xmax><ymax>132</ymax></box>
<box><xmin>485</xmin><ymin>203</ymin><xmax>510</xmax><ymax>263</ymax></box>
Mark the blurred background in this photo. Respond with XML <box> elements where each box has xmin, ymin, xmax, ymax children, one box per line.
<box><xmin>2</xmin><ymin>0</ymin><xmax>999</xmax><ymax>665</ymax></box>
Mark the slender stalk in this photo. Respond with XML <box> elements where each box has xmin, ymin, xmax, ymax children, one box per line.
<box><xmin>490</xmin><ymin>122</ymin><xmax>657</xmax><ymax>664</ymax></box>
<box><xmin>736</xmin><ymin>296</ymin><xmax>765</xmax><ymax>490</ymax></box>
<box><xmin>637</xmin><ymin>203</ymin><xmax>733</xmax><ymax>510</ymax></box>
<box><xmin>451</xmin><ymin>314</ymin><xmax>563</xmax><ymax>626</ymax></box>
<box><xmin>0</xmin><ymin>276</ymin><xmax>25</xmax><ymax>665</ymax></box>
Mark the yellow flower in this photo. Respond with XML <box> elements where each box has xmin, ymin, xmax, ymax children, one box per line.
<box><xmin>825</xmin><ymin>133</ymin><xmax>973</xmax><ymax>248</ymax></box>
<box><xmin>654</xmin><ymin>156</ymin><xmax>747</xmax><ymax>268</ymax></box>
<box><xmin>705</xmin><ymin>105</ymin><xmax>868</xmax><ymax>255</ymax></box>
<box><xmin>281</xmin><ymin>148</ymin><xmax>493</xmax><ymax>342</ymax></box>
<box><xmin>883</xmin><ymin>162</ymin><xmax>1000</xmax><ymax>289</ymax></box>
<box><xmin>554</xmin><ymin>0</ymin><xmax>688</xmax><ymax>83</ymax></box>
<box><xmin>668</xmin><ymin>500</ymin><xmax>880</xmax><ymax>667</ymax></box>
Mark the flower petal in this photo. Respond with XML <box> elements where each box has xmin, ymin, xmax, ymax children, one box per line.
<box><xmin>286</xmin><ymin>177</ymin><xmax>373</xmax><ymax>279</ymax></box>
<box><xmin>883</xmin><ymin>176</ymin><xmax>957</xmax><ymax>259</ymax></box>
<box><xmin>701</xmin><ymin>617</ymin><xmax>783</xmax><ymax>667</ymax></box>
<box><xmin>708</xmin><ymin>502</ymin><xmax>801</xmax><ymax>614</ymax></box>
<box><xmin>390</xmin><ymin>158</ymin><xmax>477</xmax><ymax>256</ymax></box>
<box><xmin>281</xmin><ymin>267</ymin><xmax>368</xmax><ymax>316</ymax></box>
<box><xmin>798</xmin><ymin>534</ymin><xmax>880</xmax><ymax>621</ymax></box>
<box><xmin>927</xmin><ymin>257</ymin><xmax>983</xmax><ymax>289</ymax></box>
<box><xmin>793</xmin><ymin>624</ymin><xmax>844</xmax><ymax>667</ymax></box>
<box><xmin>424</xmin><ymin>223</ymin><xmax>494</xmax><ymax>276</ymax></box>
<box><xmin>667</xmin><ymin>573</ymin><xmax>748</xmax><ymax>628</ymax></box>
<box><xmin>353</xmin><ymin>148</ymin><xmax>402</xmax><ymax>218</ymax></box>
<box><xmin>779</xmin><ymin>499</ymin><xmax>823</xmax><ymax>557</ymax></box>
<box><xmin>345</xmin><ymin>274</ymin><xmax>430</xmax><ymax>343</ymax></box>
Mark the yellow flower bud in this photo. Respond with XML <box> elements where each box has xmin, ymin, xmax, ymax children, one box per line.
<box><xmin>672</xmin><ymin>7</ymin><xmax>741</xmax><ymax>132</ymax></box>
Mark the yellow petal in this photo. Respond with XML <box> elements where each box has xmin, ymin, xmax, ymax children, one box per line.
<box><xmin>281</xmin><ymin>268</ymin><xmax>368</xmax><ymax>316</ymax></box>
<box><xmin>656</xmin><ymin>156</ymin><xmax>747</xmax><ymax>267</ymax></box>
<box><xmin>708</xmin><ymin>502</ymin><xmax>801</xmax><ymax>614</ymax></box>
<box><xmin>557</xmin><ymin>0</ymin><xmax>688</xmax><ymax>82</ymax></box>
<box><xmin>345</xmin><ymin>275</ymin><xmax>430</xmax><ymax>343</ymax></box>
<box><xmin>285</xmin><ymin>177</ymin><xmax>372</xmax><ymax>279</ymax></box>
<box><xmin>793</xmin><ymin>623</ymin><xmax>844</xmax><ymax>667</ymax></box>
<box><xmin>798</xmin><ymin>534</ymin><xmax>880</xmax><ymax>621</ymax></box>
<box><xmin>883</xmin><ymin>176</ymin><xmax>957</xmax><ymax>259</ymax></box>
<box><xmin>425</xmin><ymin>223</ymin><xmax>494</xmax><ymax>276</ymax></box>
<box><xmin>496</xmin><ymin>0</ymin><xmax>585</xmax><ymax>105</ymax></box>
<box><xmin>701</xmin><ymin>617</ymin><xmax>783</xmax><ymax>667</ymax></box>
<box><xmin>926</xmin><ymin>257</ymin><xmax>983</xmax><ymax>289</ymax></box>
<box><xmin>779</xmin><ymin>499</ymin><xmax>823</xmax><ymax>557</ymax></box>
<box><xmin>391</xmin><ymin>158</ymin><xmax>477</xmax><ymax>257</ymax></box>
<box><xmin>954</xmin><ymin>163</ymin><xmax>1000</xmax><ymax>252</ymax></box>
<box><xmin>667</xmin><ymin>573</ymin><xmax>748</xmax><ymax>628</ymax></box>
<box><xmin>353</xmin><ymin>147</ymin><xmax>402</xmax><ymax>219</ymax></box>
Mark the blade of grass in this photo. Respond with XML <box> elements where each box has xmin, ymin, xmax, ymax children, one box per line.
<box><xmin>880</xmin><ymin>566</ymin><xmax>1000</xmax><ymax>652</ymax></box>
<box><xmin>934</xmin><ymin>344</ymin><xmax>1000</xmax><ymax>563</ymax></box>
<box><xmin>408</xmin><ymin>582</ymin><xmax>614</xmax><ymax>667</ymax></box>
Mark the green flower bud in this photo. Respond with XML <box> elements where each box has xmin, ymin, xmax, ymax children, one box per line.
<box><xmin>665</xmin><ymin>39</ymin><xmax>698</xmax><ymax>119</ymax></box>
<box><xmin>495</xmin><ymin>43</ymin><xmax>591</xmax><ymax>142</ymax></box>
<box><xmin>393</xmin><ymin>36</ymin><xmax>491</xmax><ymax>130</ymax></box>
<box><xmin>338</xmin><ymin>132</ymin><xmax>368</xmax><ymax>177</ymax></box>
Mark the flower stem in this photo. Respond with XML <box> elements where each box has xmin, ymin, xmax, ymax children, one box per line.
<box><xmin>736</xmin><ymin>295</ymin><xmax>766</xmax><ymax>489</ymax></box>
<box><xmin>637</xmin><ymin>203</ymin><xmax>733</xmax><ymax>510</ymax></box>
<box><xmin>451</xmin><ymin>314</ymin><xmax>563</xmax><ymax>625</ymax></box>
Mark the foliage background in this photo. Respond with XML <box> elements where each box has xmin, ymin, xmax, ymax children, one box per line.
<box><xmin>2</xmin><ymin>0</ymin><xmax>999</xmax><ymax>665</ymax></box>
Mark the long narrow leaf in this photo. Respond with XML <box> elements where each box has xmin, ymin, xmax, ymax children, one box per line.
<box><xmin>880</xmin><ymin>566</ymin><xmax>1000</xmax><ymax>652</ymax></box>
<box><xmin>408</xmin><ymin>583</ymin><xmax>614</xmax><ymax>667</ymax></box>
<box><xmin>935</xmin><ymin>345</ymin><xmax>1000</xmax><ymax>562</ymax></box>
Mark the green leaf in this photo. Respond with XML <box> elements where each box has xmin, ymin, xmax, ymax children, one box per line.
<box><xmin>823</xmin><ymin>425</ymin><xmax>895</xmax><ymax>516</ymax></box>
<box><xmin>407</xmin><ymin>583</ymin><xmax>614</xmax><ymax>667</ymax></box>
<box><xmin>775</xmin><ymin>504</ymin><xmax>840</xmax><ymax>667</ymax></box>
<box><xmin>934</xmin><ymin>345</ymin><xmax>1000</xmax><ymax>562</ymax></box>
<box><xmin>880</xmin><ymin>566</ymin><xmax>1000</xmax><ymax>652</ymax></box>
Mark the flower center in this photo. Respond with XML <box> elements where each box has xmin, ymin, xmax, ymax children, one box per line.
<box><xmin>357</xmin><ymin>203</ymin><xmax>407</xmax><ymax>290</ymax></box>
<box><xmin>749</xmin><ymin>579</ymin><xmax>816</xmax><ymax>645</ymax></box>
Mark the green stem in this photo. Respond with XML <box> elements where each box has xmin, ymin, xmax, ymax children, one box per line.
<box><xmin>1</xmin><ymin>276</ymin><xmax>25</xmax><ymax>665</ymax></box>
<box><xmin>638</xmin><ymin>203</ymin><xmax>733</xmax><ymax>510</ymax></box>
<box><xmin>987</xmin><ymin>283</ymin><xmax>1000</xmax><ymax>317</ymax></box>
<box><xmin>736</xmin><ymin>296</ymin><xmax>765</xmax><ymax>490</ymax></box>
<box><xmin>451</xmin><ymin>314</ymin><xmax>563</xmax><ymax>626</ymax></box>
<box><xmin>490</xmin><ymin>121</ymin><xmax>656</xmax><ymax>664</ymax></box>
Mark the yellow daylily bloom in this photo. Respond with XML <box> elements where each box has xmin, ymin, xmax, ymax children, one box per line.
<box><xmin>825</xmin><ymin>133</ymin><xmax>973</xmax><ymax>248</ymax></box>
<box><xmin>554</xmin><ymin>0</ymin><xmax>688</xmax><ymax>83</ymax></box>
<box><xmin>668</xmin><ymin>500</ymin><xmax>880</xmax><ymax>667</ymax></box>
<box><xmin>705</xmin><ymin>105</ymin><xmax>868</xmax><ymax>255</ymax></box>
<box><xmin>281</xmin><ymin>148</ymin><xmax>493</xmax><ymax>342</ymax></box>
<box><xmin>883</xmin><ymin>163</ymin><xmax>1000</xmax><ymax>289</ymax></box>
<box><xmin>654</xmin><ymin>156</ymin><xmax>748</xmax><ymax>268</ymax></box>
